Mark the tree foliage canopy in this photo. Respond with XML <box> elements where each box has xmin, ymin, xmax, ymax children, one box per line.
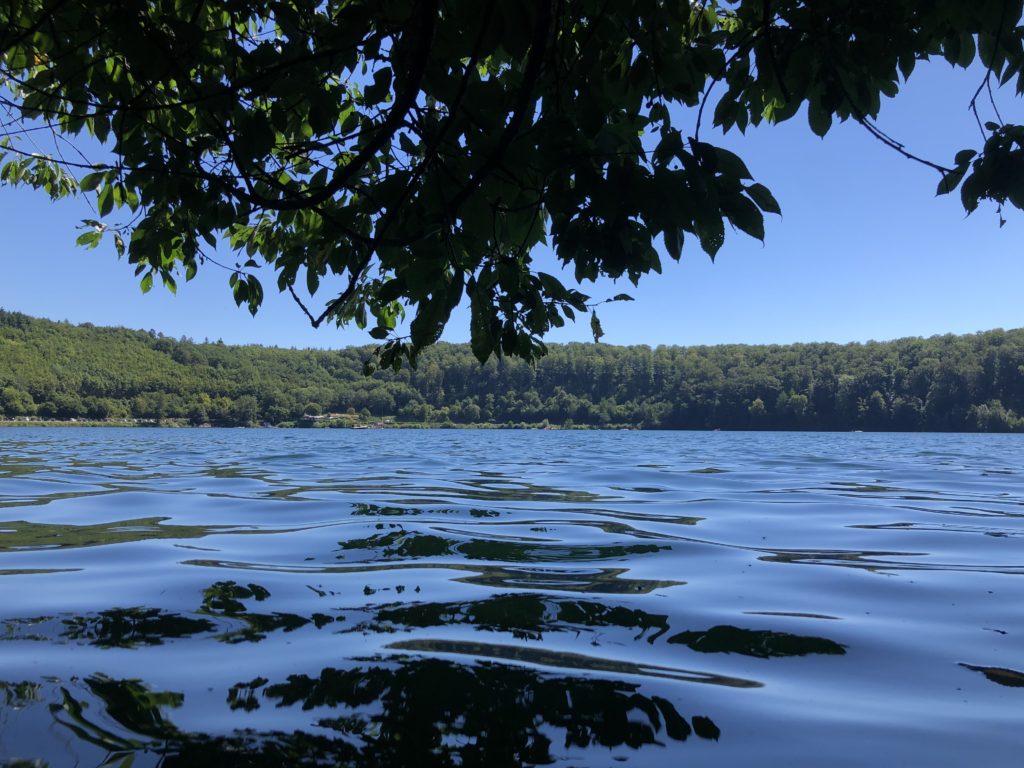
<box><xmin>1</xmin><ymin>0</ymin><xmax>1022</xmax><ymax>366</ymax></box>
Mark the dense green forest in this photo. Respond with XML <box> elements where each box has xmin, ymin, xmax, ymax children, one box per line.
<box><xmin>1</xmin><ymin>309</ymin><xmax>1023</xmax><ymax>431</ymax></box>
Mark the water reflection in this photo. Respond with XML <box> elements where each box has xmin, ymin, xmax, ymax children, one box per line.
<box><xmin>200</xmin><ymin>581</ymin><xmax>335</xmax><ymax>643</ymax></box>
<box><xmin>1</xmin><ymin>609</ymin><xmax>217</xmax><ymax>647</ymax></box>
<box><xmin>337</xmin><ymin>527</ymin><xmax>664</xmax><ymax>562</ymax></box>
<box><xmin>388</xmin><ymin>639</ymin><xmax>760</xmax><ymax>686</ymax></box>
<box><xmin>0</xmin><ymin>517</ymin><xmax>238</xmax><ymax>551</ymax></box>
<box><xmin>256</xmin><ymin>659</ymin><xmax>724</xmax><ymax>754</ymax></box>
<box><xmin>1</xmin><ymin>579</ymin><xmax>847</xmax><ymax>668</ymax></box>
<box><xmin>1</xmin><ymin>679</ymin><xmax>42</xmax><ymax>708</ymax></box>
<box><xmin>453</xmin><ymin>565</ymin><xmax>679</xmax><ymax>593</ymax></box>
<box><xmin>182</xmin><ymin>559</ymin><xmax>682</xmax><ymax>594</ymax></box>
<box><xmin>12</xmin><ymin>661</ymin><xmax>723</xmax><ymax>767</ymax></box>
<box><xmin>370</xmin><ymin>594</ymin><xmax>671</xmax><ymax>642</ymax></box>
<box><xmin>667</xmin><ymin>625</ymin><xmax>846</xmax><ymax>658</ymax></box>
<box><xmin>62</xmin><ymin>608</ymin><xmax>216</xmax><ymax>648</ymax></box>
<box><xmin>959</xmin><ymin>663</ymin><xmax>1024</xmax><ymax>688</ymax></box>
<box><xmin>757</xmin><ymin>547</ymin><xmax>1024</xmax><ymax>575</ymax></box>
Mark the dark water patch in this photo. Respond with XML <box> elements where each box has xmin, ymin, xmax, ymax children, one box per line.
<box><xmin>64</xmin><ymin>608</ymin><xmax>216</xmax><ymax>647</ymax></box>
<box><xmin>388</xmin><ymin>639</ymin><xmax>762</xmax><ymax>687</ymax></box>
<box><xmin>366</xmin><ymin>594</ymin><xmax>672</xmax><ymax>643</ymax></box>
<box><xmin>829</xmin><ymin>481</ymin><xmax>903</xmax><ymax>493</ymax></box>
<box><xmin>756</xmin><ymin>547</ymin><xmax>1024</xmax><ymax>575</ymax></box>
<box><xmin>0</xmin><ymin>517</ymin><xmax>305</xmax><ymax>551</ymax></box>
<box><xmin>1</xmin><ymin>679</ymin><xmax>43</xmax><ymax>708</ymax></box>
<box><xmin>179</xmin><ymin>558</ymin><xmax>682</xmax><ymax>594</ymax></box>
<box><xmin>851</xmin><ymin>521</ymin><xmax>1024</xmax><ymax>537</ymax></box>
<box><xmin>336</xmin><ymin>527</ymin><xmax>664</xmax><ymax>563</ymax></box>
<box><xmin>347</xmin><ymin>502</ymin><xmax>502</xmax><ymax>518</ymax></box>
<box><xmin>666</xmin><ymin>625</ymin><xmax>846</xmax><ymax>658</ymax></box>
<box><xmin>1</xmin><ymin>608</ymin><xmax>217</xmax><ymax>647</ymax></box>
<box><xmin>197</xmin><ymin>580</ymin><xmax>336</xmax><ymax>643</ymax></box>
<box><xmin>6</xmin><ymin>662</ymin><xmax>726</xmax><ymax>767</ymax></box>
<box><xmin>959</xmin><ymin>663</ymin><xmax>1024</xmax><ymax>688</ymax></box>
<box><xmin>453</xmin><ymin>565</ymin><xmax>681</xmax><ymax>594</ymax></box>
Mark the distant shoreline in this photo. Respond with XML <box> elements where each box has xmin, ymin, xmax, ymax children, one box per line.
<box><xmin>0</xmin><ymin>419</ymin><xmax>1008</xmax><ymax>434</ymax></box>
<box><xmin>4</xmin><ymin>309</ymin><xmax>1024</xmax><ymax>433</ymax></box>
<box><xmin>0</xmin><ymin>418</ymin><xmax>605</xmax><ymax>430</ymax></box>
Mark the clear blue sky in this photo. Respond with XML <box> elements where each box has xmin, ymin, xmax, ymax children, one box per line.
<box><xmin>0</xmin><ymin>60</ymin><xmax>1020</xmax><ymax>350</ymax></box>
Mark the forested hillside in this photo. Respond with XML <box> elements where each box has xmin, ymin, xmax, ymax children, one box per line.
<box><xmin>1</xmin><ymin>309</ymin><xmax>1023</xmax><ymax>431</ymax></box>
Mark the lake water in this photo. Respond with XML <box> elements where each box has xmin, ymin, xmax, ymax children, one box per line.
<box><xmin>0</xmin><ymin>428</ymin><xmax>1021</xmax><ymax>766</ymax></box>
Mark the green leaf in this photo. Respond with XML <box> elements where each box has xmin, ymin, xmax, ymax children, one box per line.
<box><xmin>936</xmin><ymin>168</ymin><xmax>966</xmax><ymax>196</ymax></box>
<box><xmin>898</xmin><ymin>53</ymin><xmax>916</xmax><ymax>81</ymax></box>
<box><xmin>746</xmin><ymin>183</ymin><xmax>781</xmax><ymax>215</ymax></box>
<box><xmin>470</xmin><ymin>289</ymin><xmax>494</xmax><ymax>363</ymax></box>
<box><xmin>954</xmin><ymin>149</ymin><xmax>977</xmax><ymax>166</ymax></box>
<box><xmin>245</xmin><ymin>276</ymin><xmax>263</xmax><ymax>316</ymax></box>
<box><xmin>695</xmin><ymin>215</ymin><xmax>725</xmax><ymax>260</ymax></box>
<box><xmin>590</xmin><ymin>311</ymin><xmax>605</xmax><ymax>343</ymax></box>
<box><xmin>76</xmin><ymin>230</ymin><xmax>102</xmax><ymax>248</ymax></box>
<box><xmin>725</xmin><ymin>195</ymin><xmax>765</xmax><ymax>241</ymax></box>
<box><xmin>807</xmin><ymin>101</ymin><xmax>832</xmax><ymax>137</ymax></box>
<box><xmin>664</xmin><ymin>227</ymin><xmax>683</xmax><ymax>260</ymax></box>
<box><xmin>140</xmin><ymin>272</ymin><xmax>153</xmax><ymax>293</ymax></box>
<box><xmin>363</xmin><ymin>67</ymin><xmax>393</xmax><ymax>104</ymax></box>
<box><xmin>712</xmin><ymin>147</ymin><xmax>752</xmax><ymax>179</ymax></box>
<box><xmin>97</xmin><ymin>185</ymin><xmax>114</xmax><ymax>217</ymax></box>
<box><xmin>79</xmin><ymin>172</ymin><xmax>104</xmax><ymax>192</ymax></box>
<box><xmin>942</xmin><ymin>32</ymin><xmax>961</xmax><ymax>66</ymax></box>
<box><xmin>713</xmin><ymin>97</ymin><xmax>738</xmax><ymax>132</ymax></box>
<box><xmin>957</xmin><ymin>33</ymin><xmax>976</xmax><ymax>69</ymax></box>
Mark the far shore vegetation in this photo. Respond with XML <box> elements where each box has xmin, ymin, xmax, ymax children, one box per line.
<box><xmin>3</xmin><ymin>309</ymin><xmax>1024</xmax><ymax>432</ymax></box>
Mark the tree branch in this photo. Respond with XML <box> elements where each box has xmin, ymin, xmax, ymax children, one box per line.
<box><xmin>244</xmin><ymin>0</ymin><xmax>438</xmax><ymax>212</ymax></box>
<box><xmin>445</xmin><ymin>0</ymin><xmax>554</xmax><ymax>215</ymax></box>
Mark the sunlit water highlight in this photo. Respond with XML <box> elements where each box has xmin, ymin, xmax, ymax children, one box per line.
<box><xmin>0</xmin><ymin>428</ymin><xmax>1021</xmax><ymax>766</ymax></box>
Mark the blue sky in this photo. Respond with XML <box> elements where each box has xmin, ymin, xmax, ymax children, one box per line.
<box><xmin>0</xmin><ymin>59</ymin><xmax>1020</xmax><ymax>350</ymax></box>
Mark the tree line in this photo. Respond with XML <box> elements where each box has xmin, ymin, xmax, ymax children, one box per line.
<box><xmin>1</xmin><ymin>309</ymin><xmax>1023</xmax><ymax>431</ymax></box>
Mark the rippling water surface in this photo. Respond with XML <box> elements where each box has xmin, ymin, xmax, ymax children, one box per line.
<box><xmin>0</xmin><ymin>428</ymin><xmax>1021</xmax><ymax>766</ymax></box>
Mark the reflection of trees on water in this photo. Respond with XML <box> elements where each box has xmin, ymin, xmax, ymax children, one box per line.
<box><xmin>959</xmin><ymin>663</ymin><xmax>1024</xmax><ymax>688</ymax></box>
<box><xmin>198</xmin><ymin>581</ymin><xmax>335</xmax><ymax>643</ymax></box>
<box><xmin>62</xmin><ymin>608</ymin><xmax>216</xmax><ymax>648</ymax></box>
<box><xmin>19</xmin><ymin>661</ymin><xmax>722</xmax><ymax>767</ymax></box>
<box><xmin>668</xmin><ymin>625</ymin><xmax>846</xmax><ymax>658</ymax></box>
<box><xmin>0</xmin><ymin>516</ymin><xmax>283</xmax><ymax>550</ymax></box>
<box><xmin>365</xmin><ymin>593</ymin><xmax>671</xmax><ymax>642</ymax></box>
<box><xmin>0</xmin><ymin>576</ymin><xmax>863</xmax><ymax>764</ymax></box>
<box><xmin>337</xmin><ymin>527</ymin><xmax>663</xmax><ymax>563</ymax></box>
<box><xmin>256</xmin><ymin>659</ymin><xmax>722</xmax><ymax>758</ymax></box>
<box><xmin>0</xmin><ymin>584</ymin><xmax>325</xmax><ymax>647</ymax></box>
<box><xmin>1</xmin><ymin>679</ymin><xmax>42</xmax><ymax>708</ymax></box>
<box><xmin>1</xmin><ymin>583</ymin><xmax>848</xmax><ymax>661</ymax></box>
<box><xmin>756</xmin><ymin>547</ymin><xmax>1024</xmax><ymax>576</ymax></box>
